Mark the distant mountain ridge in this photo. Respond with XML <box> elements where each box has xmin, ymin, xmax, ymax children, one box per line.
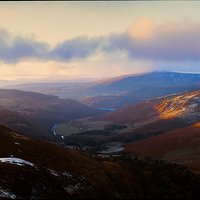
<box><xmin>4</xmin><ymin>71</ymin><xmax>200</xmax><ymax>107</ymax></box>
<box><xmin>80</xmin><ymin>71</ymin><xmax>200</xmax><ymax>108</ymax></box>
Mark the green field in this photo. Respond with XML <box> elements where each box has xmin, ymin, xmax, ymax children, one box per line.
<box><xmin>56</xmin><ymin>119</ymin><xmax>111</xmax><ymax>136</ymax></box>
<box><xmin>56</xmin><ymin>122</ymin><xmax>81</xmax><ymax>135</ymax></box>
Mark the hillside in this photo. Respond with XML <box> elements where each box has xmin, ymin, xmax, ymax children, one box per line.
<box><xmin>54</xmin><ymin>89</ymin><xmax>200</xmax><ymax>153</ymax></box>
<box><xmin>82</xmin><ymin>71</ymin><xmax>200</xmax><ymax>95</ymax></box>
<box><xmin>91</xmin><ymin>89</ymin><xmax>200</xmax><ymax>174</ymax></box>
<box><xmin>124</xmin><ymin>123</ymin><xmax>200</xmax><ymax>174</ymax></box>
<box><xmin>3</xmin><ymin>82</ymin><xmax>87</xmax><ymax>100</ymax></box>
<box><xmin>80</xmin><ymin>71</ymin><xmax>200</xmax><ymax>108</ymax></box>
<box><xmin>0</xmin><ymin>89</ymin><xmax>102</xmax><ymax>139</ymax></box>
<box><xmin>97</xmin><ymin>89</ymin><xmax>200</xmax><ymax>134</ymax></box>
<box><xmin>0</xmin><ymin>124</ymin><xmax>200</xmax><ymax>199</ymax></box>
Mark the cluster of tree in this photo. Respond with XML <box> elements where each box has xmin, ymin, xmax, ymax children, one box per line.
<box><xmin>104</xmin><ymin>123</ymin><xmax>127</xmax><ymax>131</ymax></box>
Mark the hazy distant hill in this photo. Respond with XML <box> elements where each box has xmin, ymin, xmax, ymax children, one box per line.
<box><xmin>0</xmin><ymin>89</ymin><xmax>102</xmax><ymax>139</ymax></box>
<box><xmin>82</xmin><ymin>71</ymin><xmax>200</xmax><ymax>93</ymax></box>
<box><xmin>3</xmin><ymin>82</ymin><xmax>87</xmax><ymax>99</ymax></box>
<box><xmin>80</xmin><ymin>71</ymin><xmax>200</xmax><ymax>108</ymax></box>
<box><xmin>0</xmin><ymin>124</ymin><xmax>199</xmax><ymax>199</ymax></box>
<box><xmin>4</xmin><ymin>72</ymin><xmax>200</xmax><ymax>108</ymax></box>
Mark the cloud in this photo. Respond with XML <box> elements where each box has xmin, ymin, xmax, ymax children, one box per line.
<box><xmin>50</xmin><ymin>36</ymin><xmax>102</xmax><ymax>61</ymax></box>
<box><xmin>127</xmin><ymin>18</ymin><xmax>155</xmax><ymax>40</ymax></box>
<box><xmin>0</xmin><ymin>30</ymin><xmax>103</xmax><ymax>63</ymax></box>
<box><xmin>0</xmin><ymin>29</ymin><xmax>48</xmax><ymax>62</ymax></box>
<box><xmin>1</xmin><ymin>19</ymin><xmax>200</xmax><ymax>64</ymax></box>
<box><xmin>106</xmin><ymin>19</ymin><xmax>200</xmax><ymax>62</ymax></box>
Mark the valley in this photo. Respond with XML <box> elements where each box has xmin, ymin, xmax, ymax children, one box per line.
<box><xmin>0</xmin><ymin>89</ymin><xmax>103</xmax><ymax>140</ymax></box>
<box><xmin>48</xmin><ymin>87</ymin><xmax>200</xmax><ymax>174</ymax></box>
<box><xmin>1</xmin><ymin>71</ymin><xmax>200</xmax><ymax>198</ymax></box>
<box><xmin>1</xmin><ymin>1</ymin><xmax>200</xmax><ymax>198</ymax></box>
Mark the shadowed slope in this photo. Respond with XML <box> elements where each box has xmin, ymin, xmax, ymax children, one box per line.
<box><xmin>125</xmin><ymin>123</ymin><xmax>200</xmax><ymax>174</ymax></box>
<box><xmin>0</xmin><ymin>124</ymin><xmax>200</xmax><ymax>199</ymax></box>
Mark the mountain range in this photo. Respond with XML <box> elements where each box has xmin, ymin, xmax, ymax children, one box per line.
<box><xmin>80</xmin><ymin>71</ymin><xmax>200</xmax><ymax>108</ymax></box>
<box><xmin>4</xmin><ymin>71</ymin><xmax>200</xmax><ymax>109</ymax></box>
<box><xmin>1</xmin><ymin>71</ymin><xmax>200</xmax><ymax>198</ymax></box>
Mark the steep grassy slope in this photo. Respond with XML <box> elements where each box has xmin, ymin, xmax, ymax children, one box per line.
<box><xmin>0</xmin><ymin>124</ymin><xmax>200</xmax><ymax>199</ymax></box>
<box><xmin>96</xmin><ymin>89</ymin><xmax>200</xmax><ymax>135</ymax></box>
<box><xmin>125</xmin><ymin>123</ymin><xmax>200</xmax><ymax>174</ymax></box>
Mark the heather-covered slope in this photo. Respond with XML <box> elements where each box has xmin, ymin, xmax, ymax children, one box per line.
<box><xmin>0</xmin><ymin>124</ymin><xmax>200</xmax><ymax>199</ymax></box>
<box><xmin>125</xmin><ymin>123</ymin><xmax>200</xmax><ymax>174</ymax></box>
<box><xmin>98</xmin><ymin>89</ymin><xmax>200</xmax><ymax>135</ymax></box>
<box><xmin>58</xmin><ymin>89</ymin><xmax>200</xmax><ymax>149</ymax></box>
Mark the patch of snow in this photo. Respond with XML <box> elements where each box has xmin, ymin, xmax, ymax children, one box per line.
<box><xmin>0</xmin><ymin>157</ymin><xmax>34</xmax><ymax>167</ymax></box>
<box><xmin>0</xmin><ymin>189</ymin><xmax>16</xmax><ymax>199</ymax></box>
<box><xmin>52</xmin><ymin>125</ymin><xmax>57</xmax><ymax>129</ymax></box>
<box><xmin>31</xmin><ymin>188</ymin><xmax>38</xmax><ymax>199</ymax></box>
<box><xmin>52</xmin><ymin>130</ymin><xmax>56</xmax><ymax>136</ymax></box>
<box><xmin>14</xmin><ymin>142</ymin><xmax>20</xmax><ymax>146</ymax></box>
<box><xmin>188</xmin><ymin>103</ymin><xmax>198</xmax><ymax>108</ymax></box>
<box><xmin>48</xmin><ymin>169</ymin><xmax>59</xmax><ymax>177</ymax></box>
<box><xmin>62</xmin><ymin>171</ymin><xmax>73</xmax><ymax>178</ymax></box>
<box><xmin>63</xmin><ymin>183</ymin><xmax>81</xmax><ymax>195</ymax></box>
<box><xmin>65</xmin><ymin>145</ymin><xmax>76</xmax><ymax>150</ymax></box>
<box><xmin>79</xmin><ymin>176</ymin><xmax>88</xmax><ymax>182</ymax></box>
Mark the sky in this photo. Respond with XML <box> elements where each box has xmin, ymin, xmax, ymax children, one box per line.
<box><xmin>1</xmin><ymin>1</ymin><xmax>200</xmax><ymax>81</ymax></box>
